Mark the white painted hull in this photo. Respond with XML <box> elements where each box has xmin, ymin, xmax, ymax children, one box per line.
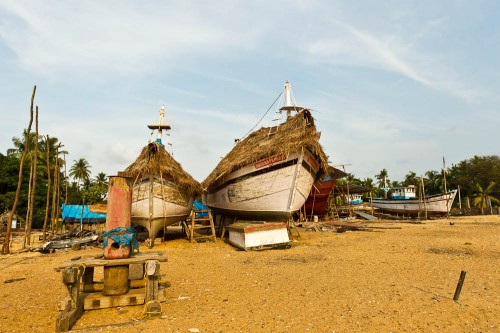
<box><xmin>203</xmin><ymin>150</ymin><xmax>319</xmax><ymax>221</ymax></box>
<box><xmin>131</xmin><ymin>178</ymin><xmax>194</xmax><ymax>239</ymax></box>
<box><xmin>371</xmin><ymin>190</ymin><xmax>457</xmax><ymax>215</ymax></box>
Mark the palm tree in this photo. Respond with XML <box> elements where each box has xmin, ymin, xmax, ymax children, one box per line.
<box><xmin>39</xmin><ymin>136</ymin><xmax>66</xmax><ymax>240</ymax></box>
<box><xmin>424</xmin><ymin>170</ymin><xmax>442</xmax><ymax>195</ymax></box>
<box><xmin>375</xmin><ymin>169</ymin><xmax>389</xmax><ymax>198</ymax></box>
<box><xmin>473</xmin><ymin>181</ymin><xmax>500</xmax><ymax>215</ymax></box>
<box><xmin>375</xmin><ymin>169</ymin><xmax>389</xmax><ymax>188</ymax></box>
<box><xmin>69</xmin><ymin>158</ymin><xmax>92</xmax><ymax>191</ymax></box>
<box><xmin>6</xmin><ymin>130</ymin><xmax>38</xmax><ymax>158</ymax></box>
<box><xmin>94</xmin><ymin>172</ymin><xmax>108</xmax><ymax>186</ymax></box>
<box><xmin>403</xmin><ymin>171</ymin><xmax>418</xmax><ymax>187</ymax></box>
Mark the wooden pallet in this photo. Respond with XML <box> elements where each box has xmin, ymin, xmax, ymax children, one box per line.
<box><xmin>56</xmin><ymin>252</ymin><xmax>167</xmax><ymax>332</ymax></box>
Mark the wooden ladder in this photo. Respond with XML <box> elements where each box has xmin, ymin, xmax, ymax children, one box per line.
<box><xmin>184</xmin><ymin>209</ymin><xmax>216</xmax><ymax>243</ymax></box>
<box><xmin>331</xmin><ymin>205</ymin><xmax>340</xmax><ymax>221</ymax></box>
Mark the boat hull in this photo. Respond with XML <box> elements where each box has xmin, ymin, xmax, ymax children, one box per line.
<box><xmin>371</xmin><ymin>190</ymin><xmax>457</xmax><ymax>215</ymax></box>
<box><xmin>131</xmin><ymin>178</ymin><xmax>194</xmax><ymax>240</ymax></box>
<box><xmin>204</xmin><ymin>150</ymin><xmax>319</xmax><ymax>221</ymax></box>
<box><xmin>303</xmin><ymin>178</ymin><xmax>335</xmax><ymax>217</ymax></box>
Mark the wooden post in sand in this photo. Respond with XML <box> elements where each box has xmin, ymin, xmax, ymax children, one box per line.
<box><xmin>453</xmin><ymin>270</ymin><xmax>467</xmax><ymax>302</ymax></box>
<box><xmin>3</xmin><ymin>86</ymin><xmax>36</xmax><ymax>255</ymax></box>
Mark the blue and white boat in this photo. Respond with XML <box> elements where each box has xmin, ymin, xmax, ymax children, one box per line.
<box><xmin>345</xmin><ymin>194</ymin><xmax>363</xmax><ymax>205</ymax></box>
<box><xmin>371</xmin><ymin>186</ymin><xmax>457</xmax><ymax>216</ymax></box>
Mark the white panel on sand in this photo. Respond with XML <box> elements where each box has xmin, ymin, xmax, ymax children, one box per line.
<box><xmin>228</xmin><ymin>222</ymin><xmax>290</xmax><ymax>251</ymax></box>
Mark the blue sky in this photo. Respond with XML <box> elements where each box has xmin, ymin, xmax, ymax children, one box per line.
<box><xmin>0</xmin><ymin>1</ymin><xmax>499</xmax><ymax>184</ymax></box>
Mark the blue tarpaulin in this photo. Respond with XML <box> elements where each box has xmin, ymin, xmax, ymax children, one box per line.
<box><xmin>193</xmin><ymin>200</ymin><xmax>209</xmax><ymax>218</ymax></box>
<box><xmin>61</xmin><ymin>204</ymin><xmax>106</xmax><ymax>223</ymax></box>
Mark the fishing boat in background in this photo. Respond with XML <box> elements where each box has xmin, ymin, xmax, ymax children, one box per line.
<box><xmin>123</xmin><ymin>105</ymin><xmax>201</xmax><ymax>247</ymax></box>
<box><xmin>345</xmin><ymin>194</ymin><xmax>363</xmax><ymax>205</ymax></box>
<box><xmin>202</xmin><ymin>81</ymin><xmax>329</xmax><ymax>222</ymax></box>
<box><xmin>370</xmin><ymin>185</ymin><xmax>457</xmax><ymax>216</ymax></box>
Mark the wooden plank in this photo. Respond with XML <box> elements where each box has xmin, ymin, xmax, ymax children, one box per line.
<box><xmin>56</xmin><ymin>294</ymin><xmax>85</xmax><ymax>332</ymax></box>
<box><xmin>83</xmin><ymin>287</ymin><xmax>168</xmax><ymax>310</ymax></box>
<box><xmin>56</xmin><ymin>266</ymin><xmax>83</xmax><ymax>332</ymax></box>
<box><xmin>58</xmin><ymin>251</ymin><xmax>167</xmax><ymax>269</ymax></box>
<box><xmin>145</xmin><ymin>260</ymin><xmax>160</xmax><ymax>302</ymax></box>
<box><xmin>354</xmin><ymin>211</ymin><xmax>379</xmax><ymax>220</ymax></box>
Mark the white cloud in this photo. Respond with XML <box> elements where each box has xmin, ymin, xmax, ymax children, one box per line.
<box><xmin>303</xmin><ymin>18</ymin><xmax>486</xmax><ymax>104</ymax></box>
<box><xmin>0</xmin><ymin>1</ymin><xmax>266</xmax><ymax>76</ymax></box>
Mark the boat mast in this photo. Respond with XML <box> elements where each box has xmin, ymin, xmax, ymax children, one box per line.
<box><xmin>284</xmin><ymin>81</ymin><xmax>293</xmax><ymax>118</ymax></box>
<box><xmin>279</xmin><ymin>81</ymin><xmax>303</xmax><ymax>119</ymax></box>
<box><xmin>148</xmin><ymin>104</ymin><xmax>171</xmax><ymax>146</ymax></box>
<box><xmin>443</xmin><ymin>157</ymin><xmax>450</xmax><ymax>218</ymax></box>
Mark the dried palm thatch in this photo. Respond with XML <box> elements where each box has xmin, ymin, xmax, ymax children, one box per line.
<box><xmin>202</xmin><ymin>109</ymin><xmax>329</xmax><ymax>190</ymax></box>
<box><xmin>122</xmin><ymin>141</ymin><xmax>201</xmax><ymax>196</ymax></box>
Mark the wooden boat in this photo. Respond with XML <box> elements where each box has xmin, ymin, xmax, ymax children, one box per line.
<box><xmin>302</xmin><ymin>166</ymin><xmax>350</xmax><ymax>219</ymax></box>
<box><xmin>303</xmin><ymin>177</ymin><xmax>336</xmax><ymax>218</ymax></box>
<box><xmin>370</xmin><ymin>186</ymin><xmax>457</xmax><ymax>216</ymax></box>
<box><xmin>345</xmin><ymin>194</ymin><xmax>363</xmax><ymax>205</ymax></box>
<box><xmin>123</xmin><ymin>105</ymin><xmax>201</xmax><ymax>247</ymax></box>
<box><xmin>202</xmin><ymin>81</ymin><xmax>329</xmax><ymax>222</ymax></box>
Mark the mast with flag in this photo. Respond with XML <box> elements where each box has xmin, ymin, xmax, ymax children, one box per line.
<box><xmin>443</xmin><ymin>156</ymin><xmax>450</xmax><ymax>218</ymax></box>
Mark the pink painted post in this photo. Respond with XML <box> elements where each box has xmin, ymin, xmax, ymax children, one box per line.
<box><xmin>104</xmin><ymin>175</ymin><xmax>133</xmax><ymax>259</ymax></box>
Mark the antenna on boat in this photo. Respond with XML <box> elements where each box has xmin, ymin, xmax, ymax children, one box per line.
<box><xmin>147</xmin><ymin>104</ymin><xmax>171</xmax><ymax>147</ymax></box>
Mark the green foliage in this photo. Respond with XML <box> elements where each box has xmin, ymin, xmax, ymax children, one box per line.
<box><xmin>0</xmin><ymin>153</ymin><xmax>29</xmax><ymax>212</ymax></box>
<box><xmin>448</xmin><ymin>155</ymin><xmax>500</xmax><ymax>200</ymax></box>
<box><xmin>402</xmin><ymin>171</ymin><xmax>418</xmax><ymax>187</ymax></box>
<box><xmin>82</xmin><ymin>182</ymin><xmax>108</xmax><ymax>205</ymax></box>
<box><xmin>0</xmin><ymin>152</ymin><xmax>48</xmax><ymax>228</ymax></box>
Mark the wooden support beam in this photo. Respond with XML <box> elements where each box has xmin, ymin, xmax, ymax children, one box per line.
<box><xmin>145</xmin><ymin>260</ymin><xmax>161</xmax><ymax>319</ymax></box>
<box><xmin>56</xmin><ymin>267</ymin><xmax>84</xmax><ymax>332</ymax></box>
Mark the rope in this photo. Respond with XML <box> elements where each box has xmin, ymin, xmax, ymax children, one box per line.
<box><xmin>240</xmin><ymin>89</ymin><xmax>284</xmax><ymax>140</ymax></box>
<box><xmin>102</xmin><ymin>227</ymin><xmax>140</xmax><ymax>253</ymax></box>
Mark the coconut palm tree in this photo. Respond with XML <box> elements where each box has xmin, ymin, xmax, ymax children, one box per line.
<box><xmin>424</xmin><ymin>170</ymin><xmax>442</xmax><ymax>195</ymax></box>
<box><xmin>375</xmin><ymin>169</ymin><xmax>390</xmax><ymax>198</ymax></box>
<box><xmin>403</xmin><ymin>171</ymin><xmax>418</xmax><ymax>187</ymax></box>
<box><xmin>69</xmin><ymin>158</ymin><xmax>92</xmax><ymax>191</ymax></box>
<box><xmin>473</xmin><ymin>181</ymin><xmax>500</xmax><ymax>215</ymax></box>
<box><xmin>375</xmin><ymin>169</ymin><xmax>389</xmax><ymax>188</ymax></box>
<box><xmin>94</xmin><ymin>172</ymin><xmax>108</xmax><ymax>186</ymax></box>
<box><xmin>6</xmin><ymin>130</ymin><xmax>37</xmax><ymax>158</ymax></box>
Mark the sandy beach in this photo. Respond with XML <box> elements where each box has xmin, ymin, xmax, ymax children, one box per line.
<box><xmin>0</xmin><ymin>215</ymin><xmax>498</xmax><ymax>333</ymax></box>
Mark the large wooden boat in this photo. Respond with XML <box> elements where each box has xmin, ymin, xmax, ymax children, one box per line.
<box><xmin>370</xmin><ymin>186</ymin><xmax>457</xmax><ymax>216</ymax></box>
<box><xmin>123</xmin><ymin>105</ymin><xmax>201</xmax><ymax>246</ymax></box>
<box><xmin>202</xmin><ymin>81</ymin><xmax>329</xmax><ymax>221</ymax></box>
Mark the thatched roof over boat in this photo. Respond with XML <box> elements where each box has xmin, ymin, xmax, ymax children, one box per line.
<box><xmin>202</xmin><ymin>109</ymin><xmax>329</xmax><ymax>190</ymax></box>
<box><xmin>122</xmin><ymin>141</ymin><xmax>201</xmax><ymax>196</ymax></box>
